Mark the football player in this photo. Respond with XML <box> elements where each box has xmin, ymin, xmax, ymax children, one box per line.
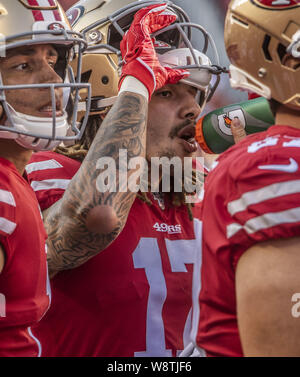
<box><xmin>195</xmin><ymin>0</ymin><xmax>300</xmax><ymax>357</ymax></box>
<box><xmin>26</xmin><ymin>0</ymin><xmax>226</xmax><ymax>356</ymax></box>
<box><xmin>0</xmin><ymin>0</ymin><xmax>90</xmax><ymax>356</ymax></box>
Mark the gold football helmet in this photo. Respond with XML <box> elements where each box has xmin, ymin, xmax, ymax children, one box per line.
<box><xmin>224</xmin><ymin>0</ymin><xmax>300</xmax><ymax>110</ymax></box>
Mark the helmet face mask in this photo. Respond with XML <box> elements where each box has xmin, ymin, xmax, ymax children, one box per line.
<box><xmin>94</xmin><ymin>0</ymin><xmax>191</xmax><ymax>51</ymax></box>
<box><xmin>0</xmin><ymin>0</ymin><xmax>91</xmax><ymax>151</ymax></box>
<box><xmin>67</xmin><ymin>0</ymin><xmax>225</xmax><ymax>115</ymax></box>
<box><xmin>224</xmin><ymin>0</ymin><xmax>300</xmax><ymax>110</ymax></box>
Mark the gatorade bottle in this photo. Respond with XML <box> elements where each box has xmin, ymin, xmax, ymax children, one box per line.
<box><xmin>196</xmin><ymin>97</ymin><xmax>275</xmax><ymax>154</ymax></box>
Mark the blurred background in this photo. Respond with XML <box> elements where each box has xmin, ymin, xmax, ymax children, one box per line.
<box><xmin>60</xmin><ymin>0</ymin><xmax>247</xmax><ymax>114</ymax></box>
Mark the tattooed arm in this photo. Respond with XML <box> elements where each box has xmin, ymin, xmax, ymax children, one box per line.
<box><xmin>44</xmin><ymin>91</ymin><xmax>147</xmax><ymax>278</ymax></box>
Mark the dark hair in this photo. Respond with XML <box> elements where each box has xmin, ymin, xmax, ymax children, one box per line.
<box><xmin>54</xmin><ymin>114</ymin><xmax>102</xmax><ymax>162</ymax></box>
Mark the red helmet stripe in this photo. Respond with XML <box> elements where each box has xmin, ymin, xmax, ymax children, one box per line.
<box><xmin>26</xmin><ymin>0</ymin><xmax>44</xmax><ymax>21</ymax></box>
<box><xmin>47</xmin><ymin>0</ymin><xmax>62</xmax><ymax>21</ymax></box>
<box><xmin>53</xmin><ymin>10</ymin><xmax>61</xmax><ymax>21</ymax></box>
<box><xmin>252</xmin><ymin>0</ymin><xmax>300</xmax><ymax>9</ymax></box>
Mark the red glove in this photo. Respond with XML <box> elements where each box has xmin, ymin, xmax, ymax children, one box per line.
<box><xmin>119</xmin><ymin>3</ymin><xmax>189</xmax><ymax>99</ymax></box>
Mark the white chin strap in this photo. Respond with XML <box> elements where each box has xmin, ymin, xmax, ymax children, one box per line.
<box><xmin>0</xmin><ymin>104</ymin><xmax>69</xmax><ymax>151</ymax></box>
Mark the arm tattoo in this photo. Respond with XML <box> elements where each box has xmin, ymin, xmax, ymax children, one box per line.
<box><xmin>45</xmin><ymin>92</ymin><xmax>148</xmax><ymax>277</ymax></box>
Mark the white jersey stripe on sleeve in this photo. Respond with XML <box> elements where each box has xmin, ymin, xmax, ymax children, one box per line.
<box><xmin>0</xmin><ymin>216</ymin><xmax>17</xmax><ymax>235</ymax></box>
<box><xmin>25</xmin><ymin>159</ymin><xmax>63</xmax><ymax>174</ymax></box>
<box><xmin>0</xmin><ymin>189</ymin><xmax>16</xmax><ymax>207</ymax></box>
<box><xmin>31</xmin><ymin>179</ymin><xmax>70</xmax><ymax>192</ymax></box>
<box><xmin>227</xmin><ymin>179</ymin><xmax>300</xmax><ymax>216</ymax></box>
<box><xmin>227</xmin><ymin>223</ymin><xmax>243</xmax><ymax>239</ymax></box>
<box><xmin>227</xmin><ymin>207</ymin><xmax>300</xmax><ymax>239</ymax></box>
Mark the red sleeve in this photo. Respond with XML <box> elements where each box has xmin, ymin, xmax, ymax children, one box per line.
<box><xmin>26</xmin><ymin>151</ymin><xmax>81</xmax><ymax>211</ymax></box>
<box><xmin>203</xmin><ymin>129</ymin><xmax>300</xmax><ymax>271</ymax></box>
<box><xmin>225</xmin><ymin>151</ymin><xmax>300</xmax><ymax>269</ymax></box>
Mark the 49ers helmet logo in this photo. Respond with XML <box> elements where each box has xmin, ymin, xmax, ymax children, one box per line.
<box><xmin>252</xmin><ymin>0</ymin><xmax>300</xmax><ymax>9</ymax></box>
<box><xmin>48</xmin><ymin>22</ymin><xmax>65</xmax><ymax>31</ymax></box>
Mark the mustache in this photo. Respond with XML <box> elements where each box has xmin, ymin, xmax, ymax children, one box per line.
<box><xmin>168</xmin><ymin>119</ymin><xmax>196</xmax><ymax>139</ymax></box>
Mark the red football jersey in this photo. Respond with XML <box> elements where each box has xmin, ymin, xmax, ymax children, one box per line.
<box><xmin>195</xmin><ymin>125</ymin><xmax>300</xmax><ymax>357</ymax></box>
<box><xmin>0</xmin><ymin>157</ymin><xmax>50</xmax><ymax>357</ymax></box>
<box><xmin>26</xmin><ymin>151</ymin><xmax>81</xmax><ymax>211</ymax></box>
<box><xmin>27</xmin><ymin>151</ymin><xmax>203</xmax><ymax>357</ymax></box>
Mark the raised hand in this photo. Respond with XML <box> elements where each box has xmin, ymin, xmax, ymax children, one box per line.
<box><xmin>119</xmin><ymin>3</ymin><xmax>189</xmax><ymax>99</ymax></box>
